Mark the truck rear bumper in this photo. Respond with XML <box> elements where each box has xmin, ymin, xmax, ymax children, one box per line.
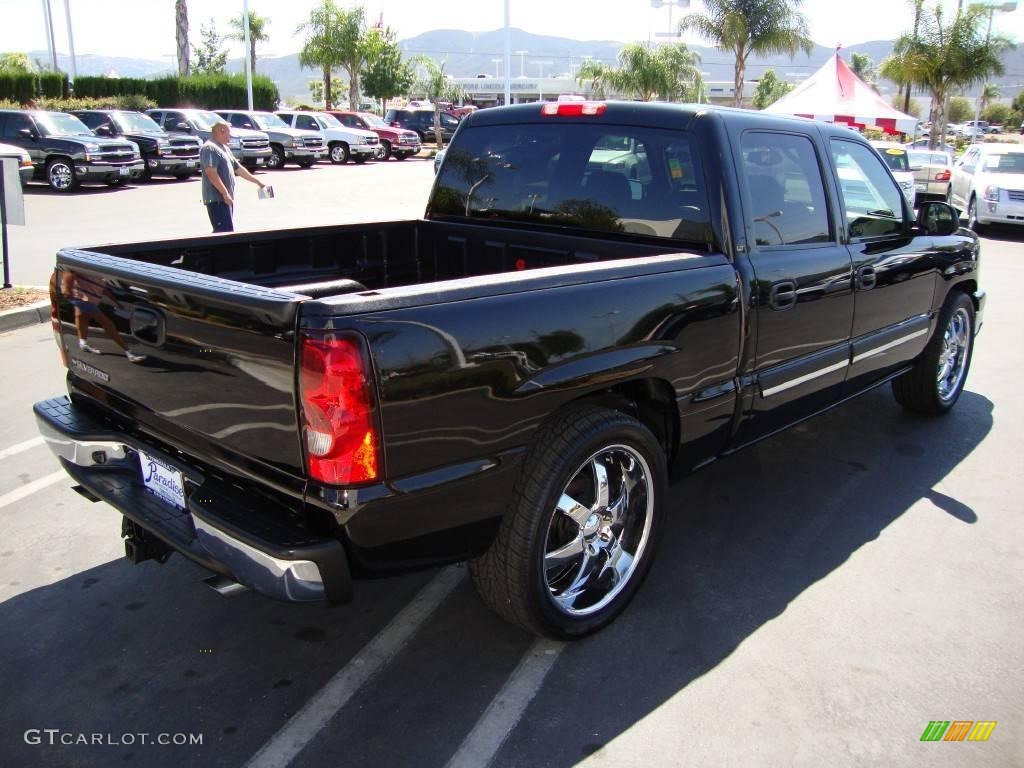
<box><xmin>34</xmin><ymin>396</ymin><xmax>352</xmax><ymax>603</ymax></box>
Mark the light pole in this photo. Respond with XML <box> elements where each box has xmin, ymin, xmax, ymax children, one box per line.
<box><xmin>492</xmin><ymin>58</ymin><xmax>502</xmax><ymax>79</ymax></box>
<box><xmin>243</xmin><ymin>0</ymin><xmax>253</xmax><ymax>111</ymax></box>
<box><xmin>651</xmin><ymin>0</ymin><xmax>691</xmax><ymax>35</ymax></box>
<box><xmin>515</xmin><ymin>50</ymin><xmax>528</xmax><ymax>78</ymax></box>
<box><xmin>504</xmin><ymin>0</ymin><xmax>511</xmax><ymax>105</ymax></box>
<box><xmin>969</xmin><ymin>1</ymin><xmax>1017</xmax><ymax>142</ymax></box>
<box><xmin>63</xmin><ymin>0</ymin><xmax>77</xmax><ymax>85</ymax></box>
<box><xmin>533</xmin><ymin>61</ymin><xmax>553</xmax><ymax>101</ymax></box>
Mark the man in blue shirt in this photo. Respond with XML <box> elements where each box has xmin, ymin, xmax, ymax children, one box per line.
<box><xmin>201</xmin><ymin>120</ymin><xmax>266</xmax><ymax>232</ymax></box>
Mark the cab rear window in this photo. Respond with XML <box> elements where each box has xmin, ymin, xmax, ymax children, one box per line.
<box><xmin>430</xmin><ymin>124</ymin><xmax>712</xmax><ymax>245</ymax></box>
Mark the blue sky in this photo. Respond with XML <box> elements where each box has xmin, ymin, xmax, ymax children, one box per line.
<box><xmin>2</xmin><ymin>0</ymin><xmax>1021</xmax><ymax>61</ymax></box>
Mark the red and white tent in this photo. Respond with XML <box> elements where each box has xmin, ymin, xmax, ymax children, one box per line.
<box><xmin>763</xmin><ymin>53</ymin><xmax>916</xmax><ymax>135</ymax></box>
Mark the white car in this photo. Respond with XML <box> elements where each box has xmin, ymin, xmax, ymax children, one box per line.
<box><xmin>275</xmin><ymin>111</ymin><xmax>379</xmax><ymax>164</ymax></box>
<box><xmin>0</xmin><ymin>141</ymin><xmax>34</xmax><ymax>186</ymax></box>
<box><xmin>947</xmin><ymin>143</ymin><xmax>1024</xmax><ymax>232</ymax></box>
<box><xmin>869</xmin><ymin>141</ymin><xmax>916</xmax><ymax>209</ymax></box>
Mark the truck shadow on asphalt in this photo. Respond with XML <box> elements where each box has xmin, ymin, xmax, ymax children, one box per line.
<box><xmin>0</xmin><ymin>388</ymin><xmax>993</xmax><ymax>768</ymax></box>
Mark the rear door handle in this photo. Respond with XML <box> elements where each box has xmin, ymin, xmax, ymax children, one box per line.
<box><xmin>769</xmin><ymin>280</ymin><xmax>798</xmax><ymax>311</ymax></box>
<box><xmin>857</xmin><ymin>265</ymin><xmax>877</xmax><ymax>290</ymax></box>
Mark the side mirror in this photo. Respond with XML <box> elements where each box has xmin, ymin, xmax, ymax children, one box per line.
<box><xmin>18</xmin><ymin>127</ymin><xmax>36</xmax><ymax>139</ymax></box>
<box><xmin>95</xmin><ymin>125</ymin><xmax>113</xmax><ymax>136</ymax></box>
<box><xmin>910</xmin><ymin>165</ymin><xmax>923</xmax><ymax>172</ymax></box>
<box><xmin>916</xmin><ymin>201</ymin><xmax>960</xmax><ymax>236</ymax></box>
<box><xmin>176</xmin><ymin>122</ymin><xmax>190</xmax><ymax>132</ymax></box>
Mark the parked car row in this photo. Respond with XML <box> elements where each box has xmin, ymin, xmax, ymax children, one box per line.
<box><xmin>0</xmin><ymin>105</ymin><xmax>437</xmax><ymax>191</ymax></box>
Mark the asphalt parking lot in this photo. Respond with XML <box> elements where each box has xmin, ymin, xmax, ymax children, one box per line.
<box><xmin>0</xmin><ymin>161</ymin><xmax>1022</xmax><ymax>767</ymax></box>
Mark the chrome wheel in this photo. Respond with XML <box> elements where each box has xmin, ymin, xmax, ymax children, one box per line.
<box><xmin>967</xmin><ymin>197</ymin><xmax>981</xmax><ymax>231</ymax></box>
<box><xmin>937</xmin><ymin>307</ymin><xmax>971</xmax><ymax>402</ymax></box>
<box><xmin>266</xmin><ymin>147</ymin><xmax>284</xmax><ymax>169</ymax></box>
<box><xmin>47</xmin><ymin>160</ymin><xmax>74</xmax><ymax>191</ymax></box>
<box><xmin>543</xmin><ymin>444</ymin><xmax>653</xmax><ymax>617</ymax></box>
<box><xmin>330</xmin><ymin>143</ymin><xmax>349</xmax><ymax>164</ymax></box>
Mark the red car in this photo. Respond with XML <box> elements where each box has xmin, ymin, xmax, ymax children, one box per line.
<box><xmin>327</xmin><ymin>111</ymin><xmax>422</xmax><ymax>161</ymax></box>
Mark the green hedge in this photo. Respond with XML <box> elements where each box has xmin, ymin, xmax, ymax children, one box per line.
<box><xmin>0</xmin><ymin>71</ymin><xmax>68</xmax><ymax>102</ymax></box>
<box><xmin>73</xmin><ymin>73</ymin><xmax>278</xmax><ymax>110</ymax></box>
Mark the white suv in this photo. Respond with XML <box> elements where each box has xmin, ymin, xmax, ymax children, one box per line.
<box><xmin>947</xmin><ymin>143</ymin><xmax>1024</xmax><ymax>232</ymax></box>
<box><xmin>276</xmin><ymin>111</ymin><xmax>379</xmax><ymax>164</ymax></box>
<box><xmin>869</xmin><ymin>141</ymin><xmax>916</xmax><ymax>209</ymax></box>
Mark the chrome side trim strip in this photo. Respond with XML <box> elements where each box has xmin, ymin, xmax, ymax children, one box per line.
<box><xmin>761</xmin><ymin>359</ymin><xmax>849</xmax><ymax>398</ymax></box>
<box><xmin>852</xmin><ymin>327</ymin><xmax>928</xmax><ymax>364</ymax></box>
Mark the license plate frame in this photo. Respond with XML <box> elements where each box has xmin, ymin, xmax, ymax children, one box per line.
<box><xmin>118</xmin><ymin>167</ymin><xmax>130</xmax><ymax>176</ymax></box>
<box><xmin>137</xmin><ymin>450</ymin><xmax>186</xmax><ymax>510</ymax></box>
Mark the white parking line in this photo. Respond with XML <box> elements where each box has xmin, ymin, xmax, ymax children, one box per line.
<box><xmin>244</xmin><ymin>566</ymin><xmax>466</xmax><ymax>768</ymax></box>
<box><xmin>0</xmin><ymin>471</ymin><xmax>67</xmax><ymax>510</ymax></box>
<box><xmin>445</xmin><ymin>638</ymin><xmax>565</xmax><ymax>768</ymax></box>
<box><xmin>0</xmin><ymin>436</ymin><xmax>45</xmax><ymax>460</ymax></box>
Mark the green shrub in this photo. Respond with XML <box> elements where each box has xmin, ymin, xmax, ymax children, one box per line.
<box><xmin>0</xmin><ymin>70</ymin><xmax>68</xmax><ymax>103</ymax></box>
<box><xmin>71</xmin><ymin>75</ymin><xmax>150</xmax><ymax>99</ymax></box>
<box><xmin>31</xmin><ymin>94</ymin><xmax>157</xmax><ymax>112</ymax></box>
<box><xmin>147</xmin><ymin>74</ymin><xmax>278</xmax><ymax>110</ymax></box>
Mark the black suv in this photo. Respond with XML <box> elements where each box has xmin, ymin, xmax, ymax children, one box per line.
<box><xmin>383</xmin><ymin>108</ymin><xmax>460</xmax><ymax>143</ymax></box>
<box><xmin>0</xmin><ymin>109</ymin><xmax>143</xmax><ymax>191</ymax></box>
<box><xmin>72</xmin><ymin>110</ymin><xmax>200</xmax><ymax>180</ymax></box>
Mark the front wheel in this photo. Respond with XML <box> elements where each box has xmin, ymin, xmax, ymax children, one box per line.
<box><xmin>329</xmin><ymin>143</ymin><xmax>350</xmax><ymax>164</ymax></box>
<box><xmin>967</xmin><ymin>196</ymin><xmax>986</xmax><ymax>235</ymax></box>
<box><xmin>892</xmin><ymin>292</ymin><xmax>975</xmax><ymax>414</ymax></box>
<box><xmin>46</xmin><ymin>158</ymin><xmax>77</xmax><ymax>192</ymax></box>
<box><xmin>266</xmin><ymin>146</ymin><xmax>285</xmax><ymax>169</ymax></box>
<box><xmin>469</xmin><ymin>405</ymin><xmax>666</xmax><ymax>639</ymax></box>
<box><xmin>378</xmin><ymin>140</ymin><xmax>392</xmax><ymax>161</ymax></box>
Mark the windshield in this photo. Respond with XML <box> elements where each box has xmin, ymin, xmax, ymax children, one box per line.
<box><xmin>317</xmin><ymin>114</ymin><xmax>342</xmax><ymax>128</ymax></box>
<box><xmin>877</xmin><ymin>148</ymin><xmax>910</xmax><ymax>173</ymax></box>
<box><xmin>432</xmin><ymin>123</ymin><xmax>712</xmax><ymax>244</ymax></box>
<box><xmin>191</xmin><ymin>111</ymin><xmax>221</xmax><ymax>130</ymax></box>
<box><xmin>984</xmin><ymin>152</ymin><xmax>1024</xmax><ymax>174</ymax></box>
<box><xmin>36</xmin><ymin>113</ymin><xmax>93</xmax><ymax>137</ymax></box>
<box><xmin>113</xmin><ymin>112</ymin><xmax>162</xmax><ymax>133</ymax></box>
<box><xmin>254</xmin><ymin>113</ymin><xmax>289</xmax><ymax>130</ymax></box>
<box><xmin>361</xmin><ymin>113</ymin><xmax>387</xmax><ymax>128</ymax></box>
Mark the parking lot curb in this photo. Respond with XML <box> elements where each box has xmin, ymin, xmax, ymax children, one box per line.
<box><xmin>0</xmin><ymin>300</ymin><xmax>50</xmax><ymax>334</ymax></box>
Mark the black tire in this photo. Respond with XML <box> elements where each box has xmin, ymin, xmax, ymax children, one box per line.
<box><xmin>395</xmin><ymin>152</ymin><xmax>409</xmax><ymax>161</ymax></box>
<box><xmin>267</xmin><ymin>145</ymin><xmax>285</xmax><ymax>169</ymax></box>
<box><xmin>46</xmin><ymin>157</ymin><xmax>77</xmax><ymax>192</ymax></box>
<box><xmin>469</xmin><ymin>405</ymin><xmax>666</xmax><ymax>639</ymax></box>
<box><xmin>892</xmin><ymin>291</ymin><xmax>975</xmax><ymax>414</ymax></box>
<box><xmin>329</xmin><ymin>143</ymin><xmax>350</xmax><ymax>164</ymax></box>
<box><xmin>967</xmin><ymin>195</ymin><xmax>986</xmax><ymax>235</ymax></box>
<box><xmin>379</xmin><ymin>140</ymin><xmax>392</xmax><ymax>160</ymax></box>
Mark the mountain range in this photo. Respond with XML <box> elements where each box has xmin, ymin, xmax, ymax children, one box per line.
<box><xmin>27</xmin><ymin>26</ymin><xmax>1024</xmax><ymax>105</ymax></box>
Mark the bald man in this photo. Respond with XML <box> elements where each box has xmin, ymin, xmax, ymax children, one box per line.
<box><xmin>200</xmin><ymin>120</ymin><xmax>266</xmax><ymax>233</ymax></box>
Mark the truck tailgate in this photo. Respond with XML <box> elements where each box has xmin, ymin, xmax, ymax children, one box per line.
<box><xmin>55</xmin><ymin>249</ymin><xmax>306</xmax><ymax>477</ymax></box>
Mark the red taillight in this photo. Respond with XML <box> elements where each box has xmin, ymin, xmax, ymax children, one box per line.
<box><xmin>935</xmin><ymin>170</ymin><xmax>951</xmax><ymax>182</ymax></box>
<box><xmin>540</xmin><ymin>101</ymin><xmax>607</xmax><ymax>117</ymax></box>
<box><xmin>49</xmin><ymin>271</ymin><xmax>67</xmax><ymax>368</ymax></box>
<box><xmin>299</xmin><ymin>332</ymin><xmax>380</xmax><ymax>485</ymax></box>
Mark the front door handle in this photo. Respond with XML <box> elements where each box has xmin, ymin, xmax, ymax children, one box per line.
<box><xmin>769</xmin><ymin>280</ymin><xmax>798</xmax><ymax>311</ymax></box>
<box><xmin>857</xmin><ymin>265</ymin><xmax>877</xmax><ymax>290</ymax></box>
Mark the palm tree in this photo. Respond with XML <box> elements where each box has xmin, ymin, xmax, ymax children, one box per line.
<box><xmin>901</xmin><ymin>4</ymin><xmax>1012</xmax><ymax>148</ymax></box>
<box><xmin>297</xmin><ymin>0</ymin><xmax>345</xmax><ymax>109</ymax></box>
<box><xmin>850</xmin><ymin>53</ymin><xmax>877</xmax><ymax>90</ymax></box>
<box><xmin>978</xmin><ymin>82</ymin><xmax>1001</xmax><ymax>120</ymax></box>
<box><xmin>175</xmin><ymin>0</ymin><xmax>189</xmax><ymax>76</ymax></box>
<box><xmin>678</xmin><ymin>0</ymin><xmax>813</xmax><ymax>108</ymax></box>
<box><xmin>411</xmin><ymin>57</ymin><xmax>466</xmax><ymax>148</ymax></box>
<box><xmin>227</xmin><ymin>10</ymin><xmax>270</xmax><ymax>75</ymax></box>
<box><xmin>333</xmin><ymin>6</ymin><xmax>369</xmax><ymax>112</ymax></box>
<box><xmin>574</xmin><ymin>43</ymin><xmax>702</xmax><ymax>102</ymax></box>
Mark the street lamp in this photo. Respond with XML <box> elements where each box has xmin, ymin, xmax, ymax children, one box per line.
<box><xmin>515</xmin><ymin>50</ymin><xmax>528</xmax><ymax>78</ymax></box>
<box><xmin>969</xmin><ymin>0</ymin><xmax>1017</xmax><ymax>141</ymax></box>
<box><xmin>492</xmin><ymin>58</ymin><xmax>502</xmax><ymax>78</ymax></box>
<box><xmin>651</xmin><ymin>0</ymin><xmax>691</xmax><ymax>33</ymax></box>
<box><xmin>533</xmin><ymin>61</ymin><xmax>553</xmax><ymax>100</ymax></box>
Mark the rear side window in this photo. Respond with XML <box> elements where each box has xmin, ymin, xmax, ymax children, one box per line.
<box><xmin>740</xmin><ymin>132</ymin><xmax>831</xmax><ymax>247</ymax></box>
<box><xmin>831</xmin><ymin>139</ymin><xmax>906</xmax><ymax>239</ymax></box>
<box><xmin>432</xmin><ymin>123</ymin><xmax>712</xmax><ymax>244</ymax></box>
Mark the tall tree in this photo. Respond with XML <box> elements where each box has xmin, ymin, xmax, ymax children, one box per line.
<box><xmin>751</xmin><ymin>69</ymin><xmax>794</xmax><ymax>109</ymax></box>
<box><xmin>411</xmin><ymin>57</ymin><xmax>466</xmax><ymax>148</ymax></box>
<box><xmin>334</xmin><ymin>6</ymin><xmax>370</xmax><ymax>111</ymax></box>
<box><xmin>977</xmin><ymin>82</ymin><xmax>1001</xmax><ymax>120</ymax></box>
<box><xmin>901</xmin><ymin>3</ymin><xmax>1012</xmax><ymax>148</ymax></box>
<box><xmin>297</xmin><ymin>0</ymin><xmax>346</xmax><ymax>109</ymax></box>
<box><xmin>361</xmin><ymin>26</ymin><xmax>415</xmax><ymax>114</ymax></box>
<box><xmin>175</xmin><ymin>0</ymin><xmax>189</xmax><ymax>76</ymax></box>
<box><xmin>849</xmin><ymin>53</ymin><xmax>878</xmax><ymax>91</ymax></box>
<box><xmin>192</xmin><ymin>19</ymin><xmax>228</xmax><ymax>75</ymax></box>
<box><xmin>0</xmin><ymin>52</ymin><xmax>32</xmax><ymax>73</ymax></box>
<box><xmin>574</xmin><ymin>43</ymin><xmax>702</xmax><ymax>102</ymax></box>
<box><xmin>227</xmin><ymin>10</ymin><xmax>270</xmax><ymax>75</ymax></box>
<box><xmin>678</xmin><ymin>0</ymin><xmax>813</xmax><ymax>108</ymax></box>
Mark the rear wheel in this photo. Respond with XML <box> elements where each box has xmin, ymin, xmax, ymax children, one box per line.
<box><xmin>469</xmin><ymin>405</ymin><xmax>666</xmax><ymax>639</ymax></box>
<box><xmin>892</xmin><ymin>291</ymin><xmax>975</xmax><ymax>414</ymax></box>
<box><xmin>46</xmin><ymin>158</ymin><xmax>77</xmax><ymax>192</ymax></box>
<box><xmin>330</xmin><ymin>143</ymin><xmax>350</xmax><ymax>164</ymax></box>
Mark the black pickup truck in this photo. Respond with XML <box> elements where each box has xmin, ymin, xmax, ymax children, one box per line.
<box><xmin>36</xmin><ymin>102</ymin><xmax>983</xmax><ymax>639</ymax></box>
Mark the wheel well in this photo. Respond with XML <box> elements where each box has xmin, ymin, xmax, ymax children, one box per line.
<box><xmin>571</xmin><ymin>379</ymin><xmax>678</xmax><ymax>461</ymax></box>
<box><xmin>47</xmin><ymin>155</ymin><xmax>73</xmax><ymax>167</ymax></box>
<box><xmin>953</xmin><ymin>279</ymin><xmax>978</xmax><ymax>308</ymax></box>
